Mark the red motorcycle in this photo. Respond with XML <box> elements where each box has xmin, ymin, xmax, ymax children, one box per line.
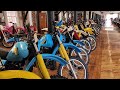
<box><xmin>1</xmin><ymin>22</ymin><xmax>36</xmax><ymax>48</ymax></box>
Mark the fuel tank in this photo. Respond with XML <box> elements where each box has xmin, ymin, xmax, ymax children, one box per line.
<box><xmin>6</xmin><ymin>41</ymin><xmax>29</xmax><ymax>61</ymax></box>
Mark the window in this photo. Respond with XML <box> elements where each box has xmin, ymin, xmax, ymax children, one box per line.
<box><xmin>6</xmin><ymin>11</ymin><xmax>17</xmax><ymax>24</ymax></box>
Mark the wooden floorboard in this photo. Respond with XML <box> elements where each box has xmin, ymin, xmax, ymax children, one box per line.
<box><xmin>88</xmin><ymin>26</ymin><xmax>120</xmax><ymax>79</ymax></box>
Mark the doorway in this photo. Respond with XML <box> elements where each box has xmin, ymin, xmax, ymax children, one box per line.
<box><xmin>39</xmin><ymin>12</ymin><xmax>47</xmax><ymax>29</ymax></box>
<box><xmin>105</xmin><ymin>13</ymin><xmax>118</xmax><ymax>28</ymax></box>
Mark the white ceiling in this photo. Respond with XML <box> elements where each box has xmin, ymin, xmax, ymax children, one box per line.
<box><xmin>102</xmin><ymin>11</ymin><xmax>120</xmax><ymax>14</ymax></box>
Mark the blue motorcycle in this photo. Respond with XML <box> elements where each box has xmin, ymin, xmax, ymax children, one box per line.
<box><xmin>32</xmin><ymin>22</ymin><xmax>88</xmax><ymax>79</ymax></box>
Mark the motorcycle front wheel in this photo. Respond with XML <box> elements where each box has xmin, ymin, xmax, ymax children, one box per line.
<box><xmin>58</xmin><ymin>59</ymin><xmax>88</xmax><ymax>79</ymax></box>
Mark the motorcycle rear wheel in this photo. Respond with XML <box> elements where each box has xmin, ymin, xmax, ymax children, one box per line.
<box><xmin>2</xmin><ymin>38</ymin><xmax>14</xmax><ymax>48</ymax></box>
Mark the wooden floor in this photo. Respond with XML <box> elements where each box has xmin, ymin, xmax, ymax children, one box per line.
<box><xmin>1</xmin><ymin>25</ymin><xmax>120</xmax><ymax>79</ymax></box>
<box><xmin>88</xmin><ymin>26</ymin><xmax>120</xmax><ymax>79</ymax></box>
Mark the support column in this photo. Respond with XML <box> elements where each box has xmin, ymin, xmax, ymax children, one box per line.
<box><xmin>92</xmin><ymin>12</ymin><xmax>95</xmax><ymax>20</ymax></box>
<box><xmin>86</xmin><ymin>11</ymin><xmax>89</xmax><ymax>20</ymax></box>
<box><xmin>89</xmin><ymin>11</ymin><xmax>91</xmax><ymax>19</ymax></box>
<box><xmin>74</xmin><ymin>11</ymin><xmax>77</xmax><ymax>23</ymax></box>
<box><xmin>36</xmin><ymin>11</ymin><xmax>40</xmax><ymax>33</ymax></box>
<box><xmin>83</xmin><ymin>11</ymin><xmax>86</xmax><ymax>21</ymax></box>
<box><xmin>67</xmin><ymin>11</ymin><xmax>69</xmax><ymax>21</ymax></box>
<box><xmin>118</xmin><ymin>13</ymin><xmax>120</xmax><ymax>19</ymax></box>
<box><xmin>47</xmin><ymin>11</ymin><xmax>54</xmax><ymax>33</ymax></box>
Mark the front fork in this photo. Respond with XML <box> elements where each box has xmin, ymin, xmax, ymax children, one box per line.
<box><xmin>36</xmin><ymin>54</ymin><xmax>50</xmax><ymax>79</ymax></box>
<box><xmin>1</xmin><ymin>30</ymin><xmax>8</xmax><ymax>42</ymax></box>
<box><xmin>57</xmin><ymin>35</ymin><xmax>77</xmax><ymax>79</ymax></box>
<box><xmin>33</xmin><ymin>42</ymin><xmax>50</xmax><ymax>79</ymax></box>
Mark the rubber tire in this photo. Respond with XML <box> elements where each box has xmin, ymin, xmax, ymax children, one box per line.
<box><xmin>2</xmin><ymin>38</ymin><xmax>14</xmax><ymax>48</ymax></box>
<box><xmin>79</xmin><ymin>39</ymin><xmax>92</xmax><ymax>54</ymax></box>
<box><xmin>70</xmin><ymin>47</ymin><xmax>89</xmax><ymax>65</ymax></box>
<box><xmin>57</xmin><ymin>59</ymin><xmax>88</xmax><ymax>79</ymax></box>
<box><xmin>86</xmin><ymin>36</ymin><xmax>96</xmax><ymax>51</ymax></box>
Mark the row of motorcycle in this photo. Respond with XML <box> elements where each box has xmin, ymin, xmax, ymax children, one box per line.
<box><xmin>0</xmin><ymin>19</ymin><xmax>102</xmax><ymax>79</ymax></box>
<box><xmin>112</xmin><ymin>18</ymin><xmax>120</xmax><ymax>28</ymax></box>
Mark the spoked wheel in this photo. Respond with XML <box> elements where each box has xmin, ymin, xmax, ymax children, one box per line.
<box><xmin>70</xmin><ymin>47</ymin><xmax>89</xmax><ymax>65</ymax></box>
<box><xmin>55</xmin><ymin>45</ymin><xmax>88</xmax><ymax>68</ymax></box>
<box><xmin>2</xmin><ymin>38</ymin><xmax>14</xmax><ymax>48</ymax></box>
<box><xmin>88</xmin><ymin>33</ymin><xmax>96</xmax><ymax>39</ymax></box>
<box><xmin>2</xmin><ymin>32</ymin><xmax>14</xmax><ymax>48</ymax></box>
<box><xmin>93</xmin><ymin>27</ymin><xmax>100</xmax><ymax>36</ymax></box>
<box><xmin>79</xmin><ymin>39</ymin><xmax>92</xmax><ymax>54</ymax></box>
<box><xmin>86</xmin><ymin>36</ymin><xmax>96</xmax><ymax>51</ymax></box>
<box><xmin>58</xmin><ymin>59</ymin><xmax>88</xmax><ymax>79</ymax></box>
<box><xmin>0</xmin><ymin>70</ymin><xmax>41</xmax><ymax>79</ymax></box>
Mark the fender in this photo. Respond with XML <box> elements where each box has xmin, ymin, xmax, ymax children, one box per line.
<box><xmin>73</xmin><ymin>40</ymin><xmax>85</xmax><ymax>46</ymax></box>
<box><xmin>84</xmin><ymin>27</ymin><xmax>94</xmax><ymax>33</ymax></box>
<box><xmin>2</xmin><ymin>30</ymin><xmax>9</xmax><ymax>33</ymax></box>
<box><xmin>6</xmin><ymin>37</ymin><xmax>19</xmax><ymax>43</ymax></box>
<box><xmin>0</xmin><ymin>70</ymin><xmax>41</xmax><ymax>79</ymax></box>
<box><xmin>25</xmin><ymin>54</ymin><xmax>67</xmax><ymax>71</ymax></box>
<box><xmin>2</xmin><ymin>30</ymin><xmax>12</xmax><ymax>34</ymax></box>
<box><xmin>6</xmin><ymin>37</ymin><xmax>15</xmax><ymax>43</ymax></box>
<box><xmin>52</xmin><ymin>43</ymin><xmax>81</xmax><ymax>55</ymax></box>
<box><xmin>7</xmin><ymin>37</ymin><xmax>19</xmax><ymax>43</ymax></box>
